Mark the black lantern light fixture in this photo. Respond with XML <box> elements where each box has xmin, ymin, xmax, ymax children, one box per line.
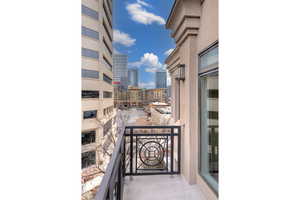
<box><xmin>175</xmin><ymin>64</ymin><xmax>185</xmax><ymax>81</ymax></box>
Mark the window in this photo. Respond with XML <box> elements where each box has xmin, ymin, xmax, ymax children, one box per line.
<box><xmin>82</xmin><ymin>48</ymin><xmax>99</xmax><ymax>59</ymax></box>
<box><xmin>83</xmin><ymin>110</ymin><xmax>97</xmax><ymax>119</ymax></box>
<box><xmin>102</xmin><ymin>21</ymin><xmax>112</xmax><ymax>42</ymax></box>
<box><xmin>103</xmin><ymin>2</ymin><xmax>112</xmax><ymax>28</ymax></box>
<box><xmin>208</xmin><ymin>111</ymin><xmax>218</xmax><ymax>120</ymax></box>
<box><xmin>103</xmin><ymin>91</ymin><xmax>112</xmax><ymax>98</ymax></box>
<box><xmin>103</xmin><ymin>55</ymin><xmax>112</xmax><ymax>70</ymax></box>
<box><xmin>103</xmin><ymin>74</ymin><xmax>112</xmax><ymax>84</ymax></box>
<box><xmin>82</xmin><ymin>69</ymin><xmax>99</xmax><ymax>79</ymax></box>
<box><xmin>103</xmin><ymin>119</ymin><xmax>112</xmax><ymax>136</ymax></box>
<box><xmin>81</xmin><ymin>5</ymin><xmax>98</xmax><ymax>20</ymax></box>
<box><xmin>82</xmin><ymin>26</ymin><xmax>99</xmax><ymax>40</ymax></box>
<box><xmin>82</xmin><ymin>90</ymin><xmax>99</xmax><ymax>98</ymax></box>
<box><xmin>82</xmin><ymin>130</ymin><xmax>96</xmax><ymax>145</ymax></box>
<box><xmin>106</xmin><ymin>0</ymin><xmax>112</xmax><ymax>15</ymax></box>
<box><xmin>103</xmin><ymin>38</ymin><xmax>112</xmax><ymax>55</ymax></box>
<box><xmin>199</xmin><ymin>44</ymin><xmax>218</xmax><ymax>70</ymax></box>
<box><xmin>82</xmin><ymin>151</ymin><xmax>96</xmax><ymax>169</ymax></box>
<box><xmin>199</xmin><ymin>43</ymin><xmax>218</xmax><ymax>193</ymax></box>
<box><xmin>208</xmin><ymin>89</ymin><xmax>218</xmax><ymax>98</ymax></box>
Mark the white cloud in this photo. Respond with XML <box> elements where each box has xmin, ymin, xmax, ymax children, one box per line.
<box><xmin>145</xmin><ymin>67</ymin><xmax>158</xmax><ymax>73</ymax></box>
<box><xmin>137</xmin><ymin>0</ymin><xmax>151</xmax><ymax>7</ymax></box>
<box><xmin>139</xmin><ymin>81</ymin><xmax>155</xmax><ymax>89</ymax></box>
<box><xmin>164</xmin><ymin>48</ymin><xmax>174</xmax><ymax>56</ymax></box>
<box><xmin>126</xmin><ymin>2</ymin><xmax>165</xmax><ymax>25</ymax></box>
<box><xmin>113</xmin><ymin>29</ymin><xmax>136</xmax><ymax>47</ymax></box>
<box><xmin>129</xmin><ymin>52</ymin><xmax>164</xmax><ymax>73</ymax></box>
<box><xmin>113</xmin><ymin>47</ymin><xmax>120</xmax><ymax>54</ymax></box>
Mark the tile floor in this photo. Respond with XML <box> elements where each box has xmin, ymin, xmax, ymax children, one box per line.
<box><xmin>123</xmin><ymin>175</ymin><xmax>207</xmax><ymax>200</ymax></box>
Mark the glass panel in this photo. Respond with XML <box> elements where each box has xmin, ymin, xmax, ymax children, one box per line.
<box><xmin>199</xmin><ymin>45</ymin><xmax>218</xmax><ymax>70</ymax></box>
<box><xmin>82</xmin><ymin>151</ymin><xmax>96</xmax><ymax>169</ymax></box>
<box><xmin>103</xmin><ymin>74</ymin><xmax>112</xmax><ymax>84</ymax></box>
<box><xmin>82</xmin><ymin>90</ymin><xmax>99</xmax><ymax>98</ymax></box>
<box><xmin>82</xmin><ymin>26</ymin><xmax>99</xmax><ymax>40</ymax></box>
<box><xmin>83</xmin><ymin>110</ymin><xmax>97</xmax><ymax>119</ymax></box>
<box><xmin>103</xmin><ymin>91</ymin><xmax>112</xmax><ymax>98</ymax></box>
<box><xmin>82</xmin><ymin>48</ymin><xmax>99</xmax><ymax>59</ymax></box>
<box><xmin>82</xmin><ymin>69</ymin><xmax>99</xmax><ymax>79</ymax></box>
<box><xmin>81</xmin><ymin>5</ymin><xmax>99</xmax><ymax>20</ymax></box>
<box><xmin>82</xmin><ymin>130</ymin><xmax>96</xmax><ymax>145</ymax></box>
<box><xmin>199</xmin><ymin>71</ymin><xmax>218</xmax><ymax>192</ymax></box>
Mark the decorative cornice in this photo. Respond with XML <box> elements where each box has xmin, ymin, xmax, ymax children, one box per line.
<box><xmin>176</xmin><ymin>27</ymin><xmax>199</xmax><ymax>45</ymax></box>
<box><xmin>165</xmin><ymin>45</ymin><xmax>179</xmax><ymax>64</ymax></box>
<box><xmin>166</xmin><ymin>57</ymin><xmax>181</xmax><ymax>74</ymax></box>
<box><xmin>166</xmin><ymin>0</ymin><xmax>179</xmax><ymax>28</ymax></box>
<box><xmin>172</xmin><ymin>15</ymin><xmax>200</xmax><ymax>38</ymax></box>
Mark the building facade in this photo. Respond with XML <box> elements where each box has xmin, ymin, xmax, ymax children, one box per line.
<box><xmin>113</xmin><ymin>54</ymin><xmax>128</xmax><ymax>89</ymax></box>
<box><xmin>81</xmin><ymin>0</ymin><xmax>115</xmax><ymax>198</ymax></box>
<box><xmin>128</xmin><ymin>68</ymin><xmax>139</xmax><ymax>87</ymax></box>
<box><xmin>114</xmin><ymin>87</ymin><xmax>167</xmax><ymax>108</ymax></box>
<box><xmin>165</xmin><ymin>0</ymin><xmax>218</xmax><ymax>199</ymax></box>
<box><xmin>155</xmin><ymin>71</ymin><xmax>167</xmax><ymax>88</ymax></box>
<box><xmin>145</xmin><ymin>88</ymin><xmax>167</xmax><ymax>104</ymax></box>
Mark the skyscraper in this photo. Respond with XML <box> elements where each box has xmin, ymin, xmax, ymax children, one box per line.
<box><xmin>128</xmin><ymin>68</ymin><xmax>139</xmax><ymax>87</ymax></box>
<box><xmin>155</xmin><ymin>71</ymin><xmax>167</xmax><ymax>88</ymax></box>
<box><xmin>113</xmin><ymin>54</ymin><xmax>128</xmax><ymax>89</ymax></box>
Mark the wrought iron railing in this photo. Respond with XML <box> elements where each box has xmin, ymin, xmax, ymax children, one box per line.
<box><xmin>95</xmin><ymin>125</ymin><xmax>181</xmax><ymax>200</ymax></box>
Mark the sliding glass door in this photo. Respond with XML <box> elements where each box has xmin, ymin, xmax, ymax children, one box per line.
<box><xmin>198</xmin><ymin>43</ymin><xmax>218</xmax><ymax>193</ymax></box>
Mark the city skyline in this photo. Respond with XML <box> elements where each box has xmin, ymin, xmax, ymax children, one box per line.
<box><xmin>113</xmin><ymin>0</ymin><xmax>174</xmax><ymax>89</ymax></box>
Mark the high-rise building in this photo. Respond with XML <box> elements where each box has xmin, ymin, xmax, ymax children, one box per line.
<box><xmin>81</xmin><ymin>0</ymin><xmax>114</xmax><ymax>198</ymax></box>
<box><xmin>155</xmin><ymin>71</ymin><xmax>167</xmax><ymax>88</ymax></box>
<box><xmin>128</xmin><ymin>68</ymin><xmax>139</xmax><ymax>87</ymax></box>
<box><xmin>113</xmin><ymin>54</ymin><xmax>128</xmax><ymax>89</ymax></box>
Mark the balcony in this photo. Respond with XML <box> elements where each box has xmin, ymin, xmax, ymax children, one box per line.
<box><xmin>123</xmin><ymin>175</ymin><xmax>205</xmax><ymax>200</ymax></box>
<box><xmin>94</xmin><ymin>126</ymin><xmax>206</xmax><ymax>200</ymax></box>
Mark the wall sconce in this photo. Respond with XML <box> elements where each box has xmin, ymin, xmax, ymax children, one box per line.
<box><xmin>175</xmin><ymin>64</ymin><xmax>185</xmax><ymax>81</ymax></box>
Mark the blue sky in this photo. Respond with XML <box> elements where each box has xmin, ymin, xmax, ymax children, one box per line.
<box><xmin>113</xmin><ymin>0</ymin><xmax>175</xmax><ymax>88</ymax></box>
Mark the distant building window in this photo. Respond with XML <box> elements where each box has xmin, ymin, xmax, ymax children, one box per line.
<box><xmin>82</xmin><ymin>90</ymin><xmax>99</xmax><ymax>98</ymax></box>
<box><xmin>82</xmin><ymin>26</ymin><xmax>99</xmax><ymax>40</ymax></box>
<box><xmin>82</xmin><ymin>130</ymin><xmax>96</xmax><ymax>145</ymax></box>
<box><xmin>103</xmin><ymin>119</ymin><xmax>112</xmax><ymax>136</ymax></box>
<box><xmin>103</xmin><ymin>74</ymin><xmax>112</xmax><ymax>84</ymax></box>
<box><xmin>83</xmin><ymin>110</ymin><xmax>97</xmax><ymax>119</ymax></box>
<box><xmin>82</xmin><ymin>69</ymin><xmax>99</xmax><ymax>79</ymax></box>
<box><xmin>82</xmin><ymin>48</ymin><xmax>99</xmax><ymax>59</ymax></box>
<box><xmin>103</xmin><ymin>91</ymin><xmax>112</xmax><ymax>98</ymax></box>
<box><xmin>82</xmin><ymin>151</ymin><xmax>96</xmax><ymax>169</ymax></box>
<box><xmin>81</xmin><ymin>5</ymin><xmax>99</xmax><ymax>20</ymax></box>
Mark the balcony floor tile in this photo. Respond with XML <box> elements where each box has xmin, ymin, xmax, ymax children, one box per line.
<box><xmin>123</xmin><ymin>175</ymin><xmax>207</xmax><ymax>200</ymax></box>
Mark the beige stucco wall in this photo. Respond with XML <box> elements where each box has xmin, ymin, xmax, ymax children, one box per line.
<box><xmin>81</xmin><ymin>0</ymin><xmax>114</xmax><ymax>165</ymax></box>
<box><xmin>166</xmin><ymin>0</ymin><xmax>218</xmax><ymax>199</ymax></box>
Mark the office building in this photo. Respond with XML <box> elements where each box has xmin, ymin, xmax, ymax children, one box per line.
<box><xmin>128</xmin><ymin>68</ymin><xmax>139</xmax><ymax>87</ymax></box>
<box><xmin>113</xmin><ymin>54</ymin><xmax>128</xmax><ymax>89</ymax></box>
<box><xmin>155</xmin><ymin>71</ymin><xmax>167</xmax><ymax>88</ymax></box>
<box><xmin>81</xmin><ymin>0</ymin><xmax>115</xmax><ymax>198</ymax></box>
